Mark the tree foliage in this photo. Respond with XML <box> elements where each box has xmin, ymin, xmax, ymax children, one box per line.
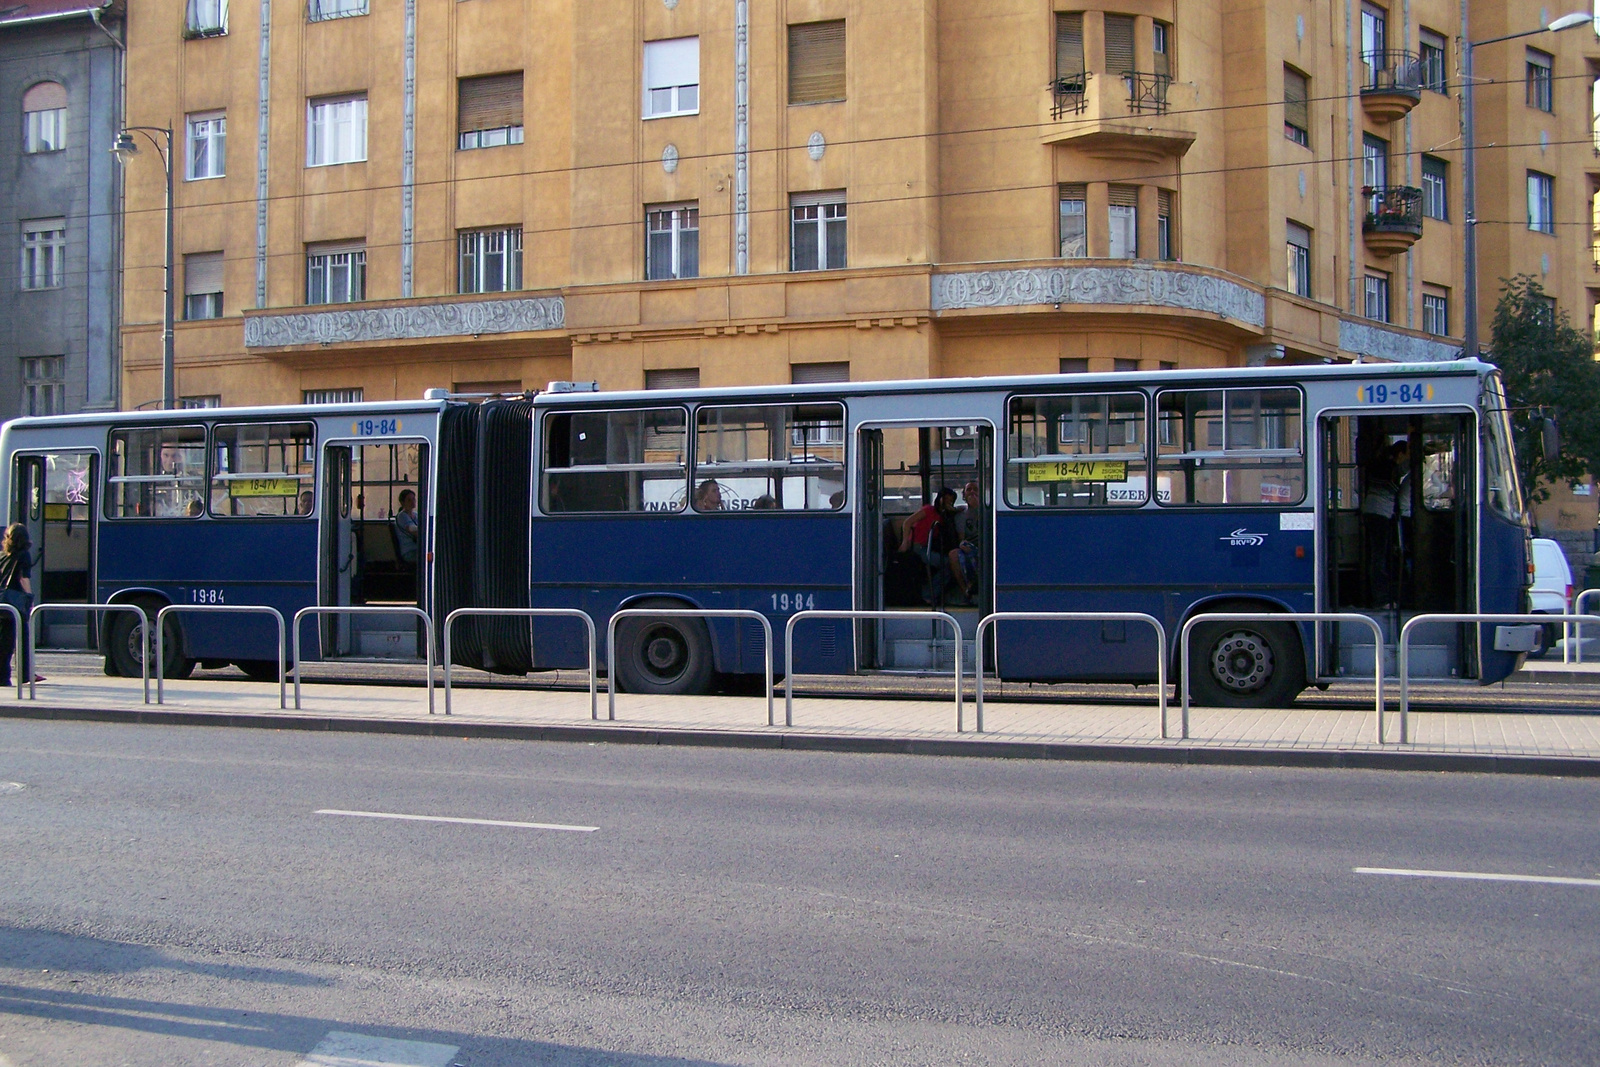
<box><xmin>1487</xmin><ymin>274</ymin><xmax>1600</xmax><ymax>504</ymax></box>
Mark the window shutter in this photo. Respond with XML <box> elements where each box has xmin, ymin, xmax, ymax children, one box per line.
<box><xmin>458</xmin><ymin>73</ymin><xmax>523</xmax><ymax>132</ymax></box>
<box><xmin>645</xmin><ymin>368</ymin><xmax>700</xmax><ymax>390</ymax></box>
<box><xmin>1157</xmin><ymin>189</ymin><xmax>1172</xmax><ymax>217</ymax></box>
<box><xmin>23</xmin><ymin>82</ymin><xmax>66</xmax><ymax>111</ymax></box>
<box><xmin>1104</xmin><ymin>15</ymin><xmax>1135</xmax><ymax>75</ymax></box>
<box><xmin>1284</xmin><ymin>67</ymin><xmax>1309</xmax><ymax>130</ymax></box>
<box><xmin>1055</xmin><ymin>13</ymin><xmax>1084</xmax><ymax>78</ymax></box>
<box><xmin>184</xmin><ymin>252</ymin><xmax>223</xmax><ymax>295</ymax></box>
<box><xmin>1059</xmin><ymin>182</ymin><xmax>1086</xmax><ymax>205</ymax></box>
<box><xmin>644</xmin><ymin>37</ymin><xmax>699</xmax><ymax>91</ymax></box>
<box><xmin>1107</xmin><ymin>185</ymin><xmax>1139</xmax><ymax>207</ymax></box>
<box><xmin>791</xmin><ymin>361</ymin><xmax>848</xmax><ymax>384</ymax></box>
<box><xmin>789</xmin><ymin>20</ymin><xmax>845</xmax><ymax>104</ymax></box>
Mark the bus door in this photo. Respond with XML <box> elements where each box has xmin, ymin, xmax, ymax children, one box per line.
<box><xmin>855</xmin><ymin>422</ymin><xmax>990</xmax><ymax>672</ymax></box>
<box><xmin>11</xmin><ymin>451</ymin><xmax>97</xmax><ymax>649</ymax></box>
<box><xmin>1319</xmin><ymin>411</ymin><xmax>1475</xmax><ymax>679</ymax></box>
<box><xmin>319</xmin><ymin>439</ymin><xmax>430</xmax><ymax>659</ymax></box>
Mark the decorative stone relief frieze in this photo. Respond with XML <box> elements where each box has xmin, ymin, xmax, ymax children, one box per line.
<box><xmin>244</xmin><ymin>296</ymin><xmax>565</xmax><ymax>348</ymax></box>
<box><xmin>1338</xmin><ymin>319</ymin><xmax>1461</xmax><ymax>363</ymax></box>
<box><xmin>931</xmin><ymin>265</ymin><xmax>1267</xmax><ymax>327</ymax></box>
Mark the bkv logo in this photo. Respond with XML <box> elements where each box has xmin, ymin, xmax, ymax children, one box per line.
<box><xmin>1220</xmin><ymin>528</ymin><xmax>1267</xmax><ymax>547</ymax></box>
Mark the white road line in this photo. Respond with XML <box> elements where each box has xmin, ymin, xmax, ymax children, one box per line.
<box><xmin>293</xmin><ymin>1030</ymin><xmax>458</xmax><ymax>1067</ymax></box>
<box><xmin>1355</xmin><ymin>866</ymin><xmax>1600</xmax><ymax>888</ymax></box>
<box><xmin>315</xmin><ymin>808</ymin><xmax>597</xmax><ymax>833</ymax></box>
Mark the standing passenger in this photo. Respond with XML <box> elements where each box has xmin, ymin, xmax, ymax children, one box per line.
<box><xmin>394</xmin><ymin>489</ymin><xmax>420</xmax><ymax>564</ymax></box>
<box><xmin>0</xmin><ymin>524</ymin><xmax>39</xmax><ymax>685</ymax></box>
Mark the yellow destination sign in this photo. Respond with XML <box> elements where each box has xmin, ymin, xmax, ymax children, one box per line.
<box><xmin>1027</xmin><ymin>460</ymin><xmax>1127</xmax><ymax>483</ymax></box>
<box><xmin>231</xmin><ymin>478</ymin><xmax>301</xmax><ymax>497</ymax></box>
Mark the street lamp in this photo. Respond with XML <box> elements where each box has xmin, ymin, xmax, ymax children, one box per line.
<box><xmin>111</xmin><ymin>126</ymin><xmax>175</xmax><ymax>410</ymax></box>
<box><xmin>1462</xmin><ymin>11</ymin><xmax>1593</xmax><ymax>360</ymax></box>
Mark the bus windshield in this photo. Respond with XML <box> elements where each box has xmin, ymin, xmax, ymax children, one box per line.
<box><xmin>1481</xmin><ymin>373</ymin><xmax>1525</xmax><ymax>524</ymax></box>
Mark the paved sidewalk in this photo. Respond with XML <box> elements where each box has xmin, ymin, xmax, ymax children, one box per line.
<box><xmin>3</xmin><ymin>668</ymin><xmax>1599</xmax><ymax>772</ymax></box>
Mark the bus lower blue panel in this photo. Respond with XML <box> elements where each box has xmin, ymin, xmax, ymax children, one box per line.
<box><xmin>1479</xmin><ymin>513</ymin><xmax>1529</xmax><ymax>684</ymax></box>
<box><xmin>96</xmin><ymin>520</ymin><xmax>319</xmax><ymax>662</ymax></box>
<box><xmin>528</xmin><ymin>514</ymin><xmax>853</xmax><ymax>675</ymax></box>
<box><xmin>993</xmin><ymin>509</ymin><xmax>1315</xmax><ymax>682</ymax></box>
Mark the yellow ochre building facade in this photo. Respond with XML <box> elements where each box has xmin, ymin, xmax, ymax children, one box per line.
<box><xmin>117</xmin><ymin>0</ymin><xmax>1600</xmax><ymax>406</ymax></box>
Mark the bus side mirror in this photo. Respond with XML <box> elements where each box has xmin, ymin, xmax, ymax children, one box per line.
<box><xmin>1542</xmin><ymin>417</ymin><xmax>1560</xmax><ymax>463</ymax></box>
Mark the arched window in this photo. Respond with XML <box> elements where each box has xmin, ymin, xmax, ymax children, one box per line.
<box><xmin>22</xmin><ymin>82</ymin><xmax>66</xmax><ymax>153</ymax></box>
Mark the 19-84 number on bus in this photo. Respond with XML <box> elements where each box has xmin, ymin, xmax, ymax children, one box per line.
<box><xmin>771</xmin><ymin>593</ymin><xmax>816</xmax><ymax>612</ymax></box>
<box><xmin>1359</xmin><ymin>382</ymin><xmax>1434</xmax><ymax>404</ymax></box>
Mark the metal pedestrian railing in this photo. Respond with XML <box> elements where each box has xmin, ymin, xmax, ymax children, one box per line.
<box><xmin>155</xmin><ymin>604</ymin><xmax>286</xmax><ymax>708</ymax></box>
<box><xmin>0</xmin><ymin>602</ymin><xmax>21</xmax><ymax>700</ymax></box>
<box><xmin>1180</xmin><ymin>612</ymin><xmax>1386</xmax><ymax>742</ymax></box>
<box><xmin>974</xmin><ymin>612</ymin><xmax>1167</xmax><ymax>736</ymax></box>
<box><xmin>30</xmin><ymin>603</ymin><xmax>150</xmax><ymax>703</ymax></box>
<box><xmin>292</xmin><ymin>605</ymin><xmax>435</xmax><ymax>714</ymax></box>
<box><xmin>442</xmin><ymin>607</ymin><xmax>597</xmax><ymax>718</ymax></box>
<box><xmin>785</xmin><ymin>610</ymin><xmax>963</xmax><ymax>730</ymax></box>
<box><xmin>1398</xmin><ymin>613</ymin><xmax>1550</xmax><ymax>742</ymax></box>
<box><xmin>607</xmin><ymin>608</ymin><xmax>773</xmax><ymax>724</ymax></box>
<box><xmin>1565</xmin><ymin>589</ymin><xmax>1600</xmax><ymax>663</ymax></box>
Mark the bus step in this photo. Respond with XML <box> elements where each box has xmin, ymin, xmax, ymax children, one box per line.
<box><xmin>1339</xmin><ymin>642</ymin><xmax>1457</xmax><ymax>678</ymax></box>
<box><xmin>354</xmin><ymin>629</ymin><xmax>424</xmax><ymax>658</ymax></box>
<box><xmin>885</xmin><ymin>637</ymin><xmax>976</xmax><ymax>674</ymax></box>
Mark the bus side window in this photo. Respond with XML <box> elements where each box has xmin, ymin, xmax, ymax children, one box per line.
<box><xmin>106</xmin><ymin>426</ymin><xmax>208</xmax><ymax>518</ymax></box>
<box><xmin>1006</xmin><ymin>393</ymin><xmax>1149</xmax><ymax>507</ymax></box>
<box><xmin>209</xmin><ymin>422</ymin><xmax>317</xmax><ymax>517</ymax></box>
<box><xmin>541</xmin><ymin>408</ymin><xmax>687</xmax><ymax>513</ymax></box>
<box><xmin>1155</xmin><ymin>388</ymin><xmax>1304</xmax><ymax>506</ymax></box>
<box><xmin>693</xmin><ymin>403</ymin><xmax>845</xmax><ymax>511</ymax></box>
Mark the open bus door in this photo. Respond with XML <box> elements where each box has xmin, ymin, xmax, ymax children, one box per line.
<box><xmin>319</xmin><ymin>439</ymin><xmax>430</xmax><ymax>660</ymax></box>
<box><xmin>10</xmin><ymin>451</ymin><xmax>97</xmax><ymax>650</ymax></box>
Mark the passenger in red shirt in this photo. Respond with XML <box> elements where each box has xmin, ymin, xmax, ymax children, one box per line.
<box><xmin>899</xmin><ymin>488</ymin><xmax>958</xmax><ymax>602</ymax></box>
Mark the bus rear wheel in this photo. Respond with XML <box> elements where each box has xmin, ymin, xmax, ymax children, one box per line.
<box><xmin>1188</xmin><ymin>615</ymin><xmax>1304</xmax><ymax>709</ymax></box>
<box><xmin>107</xmin><ymin>608</ymin><xmax>193</xmax><ymax>680</ymax></box>
<box><xmin>614</xmin><ymin>601</ymin><xmax>714</xmax><ymax>696</ymax></box>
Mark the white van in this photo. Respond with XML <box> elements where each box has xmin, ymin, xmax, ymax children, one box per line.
<box><xmin>1529</xmin><ymin>538</ymin><xmax>1574</xmax><ymax>659</ymax></box>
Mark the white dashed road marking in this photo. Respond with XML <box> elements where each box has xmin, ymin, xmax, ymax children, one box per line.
<box><xmin>1355</xmin><ymin>866</ymin><xmax>1600</xmax><ymax>888</ymax></box>
<box><xmin>315</xmin><ymin>808</ymin><xmax>598</xmax><ymax>833</ymax></box>
<box><xmin>293</xmin><ymin>1030</ymin><xmax>459</xmax><ymax>1067</ymax></box>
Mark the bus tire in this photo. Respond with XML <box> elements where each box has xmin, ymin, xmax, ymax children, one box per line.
<box><xmin>107</xmin><ymin>608</ymin><xmax>194</xmax><ymax>681</ymax></box>
<box><xmin>1187</xmin><ymin>613</ymin><xmax>1305</xmax><ymax>709</ymax></box>
<box><xmin>613</xmin><ymin>601</ymin><xmax>714</xmax><ymax>696</ymax></box>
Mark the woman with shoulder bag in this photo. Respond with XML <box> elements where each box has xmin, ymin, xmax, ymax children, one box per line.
<box><xmin>0</xmin><ymin>524</ymin><xmax>42</xmax><ymax>685</ymax></box>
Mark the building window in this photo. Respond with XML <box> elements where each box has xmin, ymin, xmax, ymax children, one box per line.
<box><xmin>644</xmin><ymin>368</ymin><xmax>699</xmax><ymax>390</ymax></box>
<box><xmin>646</xmin><ymin>204</ymin><xmax>699</xmax><ymax>280</ymax></box>
<box><xmin>183</xmin><ymin>251</ymin><xmax>224</xmax><ymax>319</ymax></box>
<box><xmin>1153</xmin><ymin>20</ymin><xmax>1172</xmax><ymax>78</ymax></box>
<box><xmin>1157</xmin><ymin>189</ymin><xmax>1174</xmax><ymax>261</ymax></box>
<box><xmin>307</xmin><ymin>0</ymin><xmax>367</xmax><ymax>21</ymax></box>
<box><xmin>1534</xmin><ymin>295</ymin><xmax>1557</xmax><ymax>325</ymax></box>
<box><xmin>458</xmin><ymin>73</ymin><xmax>523</xmax><ymax>150</ymax></box>
<box><xmin>1104</xmin><ymin>14</ymin><xmax>1135</xmax><ymax>76</ymax></box>
<box><xmin>303</xmin><ymin>388</ymin><xmax>363</xmax><ymax>404</ymax></box>
<box><xmin>1059</xmin><ymin>183</ymin><xmax>1086</xmax><ymax>258</ymax></box>
<box><xmin>1286</xmin><ymin>222</ymin><xmax>1311</xmax><ymax>298</ymax></box>
<box><xmin>1526</xmin><ymin>48</ymin><xmax>1553</xmax><ymax>112</ymax></box>
<box><xmin>791</xmin><ymin>361</ymin><xmax>848</xmax><ymax>384</ymax></box>
<box><xmin>21</xmin><ymin>82</ymin><xmax>65</xmax><ymax>153</ymax></box>
<box><xmin>1421</xmin><ymin>155</ymin><xmax>1448</xmax><ymax>221</ymax></box>
<box><xmin>1055</xmin><ymin>12</ymin><xmax>1084</xmax><ymax>81</ymax></box>
<box><xmin>1364</xmin><ymin>272</ymin><xmax>1390</xmax><ymax>323</ymax></box>
<box><xmin>1359</xmin><ymin>3</ymin><xmax>1386</xmax><ymax>84</ymax></box>
<box><xmin>306</xmin><ymin>242</ymin><xmax>365</xmax><ymax>304</ymax></box>
<box><xmin>1114</xmin><ymin>359</ymin><xmax>1139</xmax><ymax>372</ymax></box>
<box><xmin>1362</xmin><ymin>133</ymin><xmax>1388</xmax><ymax>189</ymax></box>
<box><xmin>1422</xmin><ymin>288</ymin><xmax>1449</xmax><ymax>336</ymax></box>
<box><xmin>20</xmin><ymin>219</ymin><xmax>65</xmax><ymax>290</ymax></box>
<box><xmin>1107</xmin><ymin>185</ymin><xmax>1138</xmax><ymax>259</ymax></box>
<box><xmin>1060</xmin><ymin>358</ymin><xmax>1089</xmax><ymax>373</ymax></box>
<box><xmin>458</xmin><ymin>227</ymin><xmax>522</xmax><ymax>293</ymax></box>
<box><xmin>791</xmin><ymin>192</ymin><xmax>846</xmax><ymax>271</ymax></box>
<box><xmin>1283</xmin><ymin>66</ymin><xmax>1309</xmax><ymax>147</ymax></box>
<box><xmin>1528</xmin><ymin>171</ymin><xmax>1554</xmax><ymax>234</ymax></box>
<box><xmin>643</xmin><ymin>37</ymin><xmax>699</xmax><ymax>118</ymax></box>
<box><xmin>788</xmin><ymin>20</ymin><xmax>845</xmax><ymax>104</ymax></box>
<box><xmin>306</xmin><ymin>94</ymin><xmax>367</xmax><ymax>166</ymax></box>
<box><xmin>180</xmin><ymin>394</ymin><xmax>221</xmax><ymax>408</ymax></box>
<box><xmin>1419</xmin><ymin>29</ymin><xmax>1447</xmax><ymax>93</ymax></box>
<box><xmin>20</xmin><ymin>356</ymin><xmax>64</xmax><ymax>416</ymax></box>
<box><xmin>186</xmin><ymin>111</ymin><xmax>225</xmax><ymax>180</ymax></box>
<box><xmin>185</xmin><ymin>0</ymin><xmax>227</xmax><ymax>36</ymax></box>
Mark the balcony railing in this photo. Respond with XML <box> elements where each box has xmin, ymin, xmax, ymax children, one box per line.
<box><xmin>1364</xmin><ymin>186</ymin><xmax>1423</xmax><ymax>231</ymax></box>
<box><xmin>1123</xmin><ymin>71</ymin><xmax>1172</xmax><ymax>115</ymax></box>
<box><xmin>1362</xmin><ymin>50</ymin><xmax>1423</xmax><ymax>94</ymax></box>
<box><xmin>1051</xmin><ymin>72</ymin><xmax>1091</xmax><ymax>119</ymax></box>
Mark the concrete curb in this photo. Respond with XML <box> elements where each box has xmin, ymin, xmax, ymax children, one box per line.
<box><xmin>2</xmin><ymin>702</ymin><xmax>1598</xmax><ymax>776</ymax></box>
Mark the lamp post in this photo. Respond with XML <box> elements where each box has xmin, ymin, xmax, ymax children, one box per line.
<box><xmin>1461</xmin><ymin>11</ymin><xmax>1592</xmax><ymax>360</ymax></box>
<box><xmin>111</xmin><ymin>126</ymin><xmax>175</xmax><ymax>410</ymax></box>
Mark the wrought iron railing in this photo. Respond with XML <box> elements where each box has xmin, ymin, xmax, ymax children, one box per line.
<box><xmin>1051</xmin><ymin>72</ymin><xmax>1091</xmax><ymax>118</ymax></box>
<box><xmin>1362</xmin><ymin>185</ymin><xmax>1424</xmax><ymax>235</ymax></box>
<box><xmin>1361</xmin><ymin>50</ymin><xmax>1423</xmax><ymax>95</ymax></box>
<box><xmin>1123</xmin><ymin>71</ymin><xmax>1172</xmax><ymax>115</ymax></box>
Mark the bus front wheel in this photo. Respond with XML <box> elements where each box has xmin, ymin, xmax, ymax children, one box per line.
<box><xmin>1187</xmin><ymin>616</ymin><xmax>1305</xmax><ymax>709</ymax></box>
<box><xmin>107</xmin><ymin>608</ymin><xmax>193</xmax><ymax>681</ymax></box>
<box><xmin>614</xmin><ymin>601</ymin><xmax>714</xmax><ymax>696</ymax></box>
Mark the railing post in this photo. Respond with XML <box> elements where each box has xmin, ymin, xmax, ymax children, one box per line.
<box><xmin>29</xmin><ymin>604</ymin><xmax>148</xmax><ymax>704</ymax></box>
<box><xmin>0</xmin><ymin>602</ymin><xmax>19</xmax><ymax>701</ymax></box>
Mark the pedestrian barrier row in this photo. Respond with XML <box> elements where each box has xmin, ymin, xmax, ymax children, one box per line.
<box><xmin>156</xmin><ymin>604</ymin><xmax>286</xmax><ymax>709</ymax></box>
<box><xmin>442</xmin><ymin>607</ymin><xmax>597</xmax><ymax>718</ymax></box>
<box><xmin>293</xmin><ymin>605</ymin><xmax>435</xmax><ymax>715</ymax></box>
<box><xmin>786</xmin><ymin>609</ymin><xmax>964</xmax><ymax>729</ymax></box>
<box><xmin>1398</xmin><ymin>613</ymin><xmax>1551</xmax><ymax>743</ymax></box>
<box><xmin>609</xmin><ymin>607</ymin><xmax>773</xmax><ymax>724</ymax></box>
<box><xmin>1566</xmin><ymin>589</ymin><xmax>1600</xmax><ymax>664</ymax></box>
<box><xmin>29</xmin><ymin>603</ymin><xmax>149</xmax><ymax>703</ymax></box>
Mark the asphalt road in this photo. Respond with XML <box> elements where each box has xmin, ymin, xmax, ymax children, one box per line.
<box><xmin>0</xmin><ymin>719</ymin><xmax>1596</xmax><ymax>1066</ymax></box>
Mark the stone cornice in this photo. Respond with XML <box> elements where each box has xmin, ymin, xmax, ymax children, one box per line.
<box><xmin>243</xmin><ymin>295</ymin><xmax>565</xmax><ymax>349</ymax></box>
<box><xmin>1338</xmin><ymin>319</ymin><xmax>1462</xmax><ymax>363</ymax></box>
<box><xmin>931</xmin><ymin>264</ymin><xmax>1267</xmax><ymax>328</ymax></box>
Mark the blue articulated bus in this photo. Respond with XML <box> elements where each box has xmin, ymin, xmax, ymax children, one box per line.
<box><xmin>0</xmin><ymin>359</ymin><xmax>1531</xmax><ymax>706</ymax></box>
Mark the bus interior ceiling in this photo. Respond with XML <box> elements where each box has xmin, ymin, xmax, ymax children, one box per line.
<box><xmin>1322</xmin><ymin>412</ymin><xmax>1475</xmax><ymax>678</ymax></box>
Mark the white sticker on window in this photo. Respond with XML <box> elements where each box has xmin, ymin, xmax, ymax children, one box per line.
<box><xmin>1279</xmin><ymin>512</ymin><xmax>1314</xmax><ymax>531</ymax></box>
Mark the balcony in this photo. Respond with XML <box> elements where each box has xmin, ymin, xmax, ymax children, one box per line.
<box><xmin>1362</xmin><ymin>186</ymin><xmax>1423</xmax><ymax>256</ymax></box>
<box><xmin>1041</xmin><ymin>70</ymin><xmax>1194</xmax><ymax>162</ymax></box>
<box><xmin>1360</xmin><ymin>51</ymin><xmax>1423</xmax><ymax>123</ymax></box>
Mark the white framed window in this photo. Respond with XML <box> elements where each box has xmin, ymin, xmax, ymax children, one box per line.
<box><xmin>1286</xmin><ymin>221</ymin><xmax>1311</xmax><ymax>297</ymax></box>
<box><xmin>184</xmin><ymin>251</ymin><xmax>224</xmax><ymax>320</ymax></box>
<box><xmin>22</xmin><ymin>82</ymin><xmax>65</xmax><ymax>153</ymax></box>
<box><xmin>307</xmin><ymin>0</ymin><xmax>367</xmax><ymax>21</ymax></box>
<box><xmin>303</xmin><ymin>387</ymin><xmax>363</xmax><ymax>405</ymax></box>
<box><xmin>1283</xmin><ymin>66</ymin><xmax>1309</xmax><ymax>146</ymax></box>
<box><xmin>1421</xmin><ymin>156</ymin><xmax>1448</xmax><ymax>221</ymax></box>
<box><xmin>1364</xmin><ymin>272</ymin><xmax>1390</xmax><ymax>323</ymax></box>
<box><xmin>646</xmin><ymin>204</ymin><xmax>699</xmax><ymax>280</ymax></box>
<box><xmin>20</xmin><ymin>356</ymin><xmax>64</xmax><ymax>417</ymax></box>
<box><xmin>790</xmin><ymin>191</ymin><xmax>846</xmax><ymax>271</ymax></box>
<box><xmin>1526</xmin><ymin>48</ymin><xmax>1553</xmax><ymax>112</ymax></box>
<box><xmin>180</xmin><ymin>395</ymin><xmax>222</xmax><ymax>409</ymax></box>
<box><xmin>458</xmin><ymin>227</ymin><xmax>522</xmax><ymax>293</ymax></box>
<box><xmin>458</xmin><ymin>73</ymin><xmax>524</xmax><ymax>150</ymax></box>
<box><xmin>1157</xmin><ymin>189</ymin><xmax>1175</xmax><ymax>261</ymax></box>
<box><xmin>1107</xmin><ymin>185</ymin><xmax>1138</xmax><ymax>259</ymax></box>
<box><xmin>186</xmin><ymin>111</ymin><xmax>226</xmax><ymax>180</ymax></box>
<box><xmin>1059</xmin><ymin>184</ymin><xmax>1086</xmax><ymax>258</ymax></box>
<box><xmin>20</xmin><ymin>219</ymin><xmax>65</xmax><ymax>291</ymax></box>
<box><xmin>306</xmin><ymin>95</ymin><xmax>367</xmax><ymax>166</ymax></box>
<box><xmin>185</xmin><ymin>0</ymin><xmax>227</xmax><ymax>36</ymax></box>
<box><xmin>643</xmin><ymin>37</ymin><xmax>699</xmax><ymax>118</ymax></box>
<box><xmin>1422</xmin><ymin>289</ymin><xmax>1449</xmax><ymax>336</ymax></box>
<box><xmin>1419</xmin><ymin>29</ymin><xmax>1447</xmax><ymax>93</ymax></box>
<box><xmin>1528</xmin><ymin>171</ymin><xmax>1554</xmax><ymax>234</ymax></box>
<box><xmin>306</xmin><ymin>242</ymin><xmax>365</xmax><ymax>304</ymax></box>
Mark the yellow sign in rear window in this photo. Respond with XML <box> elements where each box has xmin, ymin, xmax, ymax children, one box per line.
<box><xmin>230</xmin><ymin>478</ymin><xmax>301</xmax><ymax>497</ymax></box>
<box><xmin>1027</xmin><ymin>460</ymin><xmax>1127</xmax><ymax>483</ymax></box>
